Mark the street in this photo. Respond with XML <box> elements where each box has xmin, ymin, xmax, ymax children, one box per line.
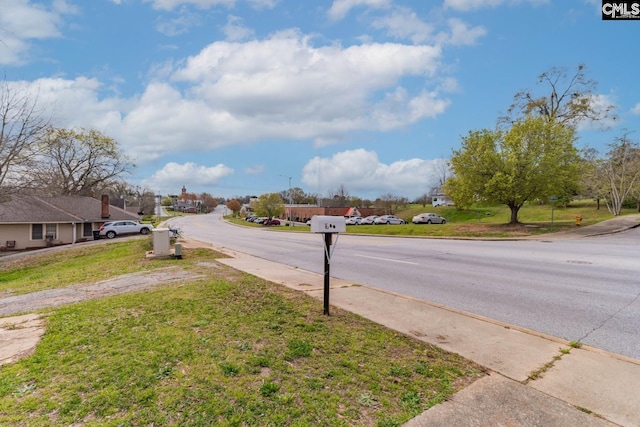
<box><xmin>167</xmin><ymin>209</ymin><xmax>640</xmax><ymax>360</ymax></box>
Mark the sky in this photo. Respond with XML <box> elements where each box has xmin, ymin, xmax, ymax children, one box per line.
<box><xmin>1</xmin><ymin>0</ymin><xmax>638</xmax><ymax>200</ymax></box>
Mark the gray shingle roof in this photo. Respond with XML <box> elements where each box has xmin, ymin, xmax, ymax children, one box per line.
<box><xmin>0</xmin><ymin>195</ymin><xmax>140</xmax><ymax>224</ymax></box>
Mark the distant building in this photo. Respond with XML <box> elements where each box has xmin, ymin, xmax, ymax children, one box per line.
<box><xmin>173</xmin><ymin>185</ymin><xmax>201</xmax><ymax>213</ymax></box>
<box><xmin>432</xmin><ymin>194</ymin><xmax>454</xmax><ymax>207</ymax></box>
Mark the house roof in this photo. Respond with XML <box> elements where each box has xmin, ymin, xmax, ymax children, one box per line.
<box><xmin>0</xmin><ymin>195</ymin><xmax>140</xmax><ymax>224</ymax></box>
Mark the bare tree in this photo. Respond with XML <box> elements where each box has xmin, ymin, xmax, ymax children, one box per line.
<box><xmin>29</xmin><ymin>128</ymin><xmax>133</xmax><ymax>196</ymax></box>
<box><xmin>199</xmin><ymin>192</ymin><xmax>218</xmax><ymax>212</ymax></box>
<box><xmin>415</xmin><ymin>193</ymin><xmax>430</xmax><ymax>207</ymax></box>
<box><xmin>375</xmin><ymin>193</ymin><xmax>408</xmax><ymax>215</ymax></box>
<box><xmin>432</xmin><ymin>158</ymin><xmax>452</xmax><ymax>193</ymax></box>
<box><xmin>0</xmin><ymin>80</ymin><xmax>50</xmax><ymax>198</ymax></box>
<box><xmin>589</xmin><ymin>133</ymin><xmax>640</xmax><ymax>216</ymax></box>
<box><xmin>502</xmin><ymin>64</ymin><xmax>615</xmax><ymax>129</ymax></box>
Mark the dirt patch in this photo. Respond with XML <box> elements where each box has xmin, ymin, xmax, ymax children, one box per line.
<box><xmin>0</xmin><ymin>314</ymin><xmax>45</xmax><ymax>366</ymax></box>
<box><xmin>0</xmin><ymin>267</ymin><xmax>205</xmax><ymax>317</ymax></box>
<box><xmin>0</xmin><ymin>266</ymin><xmax>206</xmax><ymax>366</ymax></box>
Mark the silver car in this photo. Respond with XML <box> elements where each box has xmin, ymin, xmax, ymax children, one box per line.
<box><xmin>360</xmin><ymin>215</ymin><xmax>379</xmax><ymax>225</ymax></box>
<box><xmin>412</xmin><ymin>213</ymin><xmax>446</xmax><ymax>224</ymax></box>
<box><xmin>373</xmin><ymin>215</ymin><xmax>406</xmax><ymax>225</ymax></box>
<box><xmin>345</xmin><ymin>216</ymin><xmax>363</xmax><ymax>225</ymax></box>
<box><xmin>99</xmin><ymin>221</ymin><xmax>154</xmax><ymax>239</ymax></box>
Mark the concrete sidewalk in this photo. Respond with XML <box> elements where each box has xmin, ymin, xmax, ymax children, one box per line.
<box><xmin>208</xmin><ymin>230</ymin><xmax>640</xmax><ymax>427</ymax></box>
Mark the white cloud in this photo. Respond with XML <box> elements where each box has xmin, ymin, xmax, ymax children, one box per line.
<box><xmin>371</xmin><ymin>7</ymin><xmax>434</xmax><ymax>44</ymax></box>
<box><xmin>52</xmin><ymin>0</ymin><xmax>79</xmax><ymax>14</ymax></box>
<box><xmin>143</xmin><ymin>0</ymin><xmax>234</xmax><ymax>11</ymax></box>
<box><xmin>301</xmin><ymin>149</ymin><xmax>446</xmax><ymax>198</ymax></box>
<box><xmin>142</xmin><ymin>162</ymin><xmax>234</xmax><ymax>193</ymax></box>
<box><xmin>631</xmin><ymin>103</ymin><xmax>640</xmax><ymax>115</ymax></box>
<box><xmin>246</xmin><ymin>0</ymin><xmax>279</xmax><ymax>9</ymax></box>
<box><xmin>143</xmin><ymin>0</ymin><xmax>278</xmax><ymax>10</ymax></box>
<box><xmin>328</xmin><ymin>0</ymin><xmax>392</xmax><ymax>21</ymax></box>
<box><xmin>156</xmin><ymin>10</ymin><xmax>202</xmax><ymax>36</ymax></box>
<box><xmin>371</xmin><ymin>8</ymin><xmax>485</xmax><ymax>47</ymax></box>
<box><xmin>9</xmin><ymin>30</ymin><xmax>449</xmax><ymax>166</ymax></box>
<box><xmin>0</xmin><ymin>0</ymin><xmax>68</xmax><ymax>65</ymax></box>
<box><xmin>444</xmin><ymin>0</ymin><xmax>549</xmax><ymax>12</ymax></box>
<box><xmin>245</xmin><ymin>165</ymin><xmax>265</xmax><ymax>175</ymax></box>
<box><xmin>442</xmin><ymin>18</ymin><xmax>486</xmax><ymax>46</ymax></box>
<box><xmin>221</xmin><ymin>15</ymin><xmax>254</xmax><ymax>41</ymax></box>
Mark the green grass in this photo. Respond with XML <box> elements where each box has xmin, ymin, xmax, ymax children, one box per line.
<box><xmin>0</xmin><ymin>240</ymin><xmax>166</xmax><ymax>295</ymax></box>
<box><xmin>233</xmin><ymin>199</ymin><xmax>638</xmax><ymax>238</ymax></box>
<box><xmin>0</xmin><ymin>243</ymin><xmax>485</xmax><ymax>426</ymax></box>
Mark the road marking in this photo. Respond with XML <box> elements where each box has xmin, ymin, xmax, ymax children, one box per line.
<box><xmin>354</xmin><ymin>254</ymin><xmax>418</xmax><ymax>265</ymax></box>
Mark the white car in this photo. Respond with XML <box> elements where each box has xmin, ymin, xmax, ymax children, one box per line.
<box><xmin>345</xmin><ymin>216</ymin><xmax>363</xmax><ymax>225</ymax></box>
<box><xmin>360</xmin><ymin>215</ymin><xmax>379</xmax><ymax>225</ymax></box>
<box><xmin>99</xmin><ymin>221</ymin><xmax>154</xmax><ymax>239</ymax></box>
<box><xmin>373</xmin><ymin>215</ymin><xmax>406</xmax><ymax>225</ymax></box>
<box><xmin>412</xmin><ymin>213</ymin><xmax>446</xmax><ymax>224</ymax></box>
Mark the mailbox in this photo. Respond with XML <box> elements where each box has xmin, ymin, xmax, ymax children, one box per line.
<box><xmin>310</xmin><ymin>215</ymin><xmax>346</xmax><ymax>233</ymax></box>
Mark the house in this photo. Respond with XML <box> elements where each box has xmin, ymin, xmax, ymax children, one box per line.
<box><xmin>432</xmin><ymin>194</ymin><xmax>454</xmax><ymax>207</ymax></box>
<box><xmin>0</xmin><ymin>195</ymin><xmax>141</xmax><ymax>252</ymax></box>
<box><xmin>284</xmin><ymin>206</ymin><xmax>384</xmax><ymax>222</ymax></box>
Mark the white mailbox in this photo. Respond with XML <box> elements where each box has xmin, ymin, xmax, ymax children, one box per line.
<box><xmin>310</xmin><ymin>215</ymin><xmax>346</xmax><ymax>233</ymax></box>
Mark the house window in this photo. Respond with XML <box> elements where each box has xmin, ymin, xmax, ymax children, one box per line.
<box><xmin>45</xmin><ymin>224</ymin><xmax>57</xmax><ymax>240</ymax></box>
<box><xmin>32</xmin><ymin>224</ymin><xmax>43</xmax><ymax>240</ymax></box>
<box><xmin>31</xmin><ymin>224</ymin><xmax>57</xmax><ymax>240</ymax></box>
<box><xmin>83</xmin><ymin>223</ymin><xmax>93</xmax><ymax>237</ymax></box>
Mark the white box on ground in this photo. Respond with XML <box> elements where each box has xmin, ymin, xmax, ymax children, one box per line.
<box><xmin>152</xmin><ymin>228</ymin><xmax>171</xmax><ymax>256</ymax></box>
<box><xmin>310</xmin><ymin>215</ymin><xmax>346</xmax><ymax>233</ymax></box>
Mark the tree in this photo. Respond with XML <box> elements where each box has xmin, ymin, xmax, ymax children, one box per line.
<box><xmin>199</xmin><ymin>192</ymin><xmax>218</xmax><ymax>212</ymax></box>
<box><xmin>587</xmin><ymin>133</ymin><xmax>640</xmax><ymax>216</ymax></box>
<box><xmin>0</xmin><ymin>80</ymin><xmax>50</xmax><ymax>198</ymax></box>
<box><xmin>375</xmin><ymin>193</ymin><xmax>408</xmax><ymax>215</ymax></box>
<box><xmin>29</xmin><ymin>128</ymin><xmax>133</xmax><ymax>196</ymax></box>
<box><xmin>431</xmin><ymin>158</ymin><xmax>452</xmax><ymax>193</ymax></box>
<box><xmin>415</xmin><ymin>193</ymin><xmax>430</xmax><ymax>207</ymax></box>
<box><xmin>253</xmin><ymin>193</ymin><xmax>284</xmax><ymax>220</ymax></box>
<box><xmin>226</xmin><ymin>199</ymin><xmax>242</xmax><ymax>217</ymax></box>
<box><xmin>503</xmin><ymin>64</ymin><xmax>615</xmax><ymax>129</ymax></box>
<box><xmin>445</xmin><ymin>116</ymin><xmax>581</xmax><ymax>224</ymax></box>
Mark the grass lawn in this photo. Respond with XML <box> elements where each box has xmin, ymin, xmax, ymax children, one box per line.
<box><xmin>0</xmin><ymin>240</ymin><xmax>485</xmax><ymax>426</ymax></box>
<box><xmin>231</xmin><ymin>199</ymin><xmax>638</xmax><ymax>238</ymax></box>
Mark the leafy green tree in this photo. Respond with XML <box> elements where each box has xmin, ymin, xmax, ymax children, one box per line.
<box><xmin>253</xmin><ymin>193</ymin><xmax>284</xmax><ymax>220</ymax></box>
<box><xmin>445</xmin><ymin>116</ymin><xmax>581</xmax><ymax>224</ymax></box>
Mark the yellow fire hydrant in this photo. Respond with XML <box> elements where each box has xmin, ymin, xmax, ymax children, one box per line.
<box><xmin>575</xmin><ymin>215</ymin><xmax>582</xmax><ymax>226</ymax></box>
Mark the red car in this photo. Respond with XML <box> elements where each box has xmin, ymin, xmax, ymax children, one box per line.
<box><xmin>262</xmin><ymin>218</ymin><xmax>281</xmax><ymax>226</ymax></box>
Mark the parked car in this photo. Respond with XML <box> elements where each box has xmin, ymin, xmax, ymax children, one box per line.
<box><xmin>360</xmin><ymin>215</ymin><xmax>379</xmax><ymax>225</ymax></box>
<box><xmin>374</xmin><ymin>215</ymin><xmax>406</xmax><ymax>225</ymax></box>
<box><xmin>412</xmin><ymin>213</ymin><xmax>446</xmax><ymax>224</ymax></box>
<box><xmin>99</xmin><ymin>221</ymin><xmax>154</xmax><ymax>239</ymax></box>
<box><xmin>262</xmin><ymin>218</ymin><xmax>281</xmax><ymax>226</ymax></box>
<box><xmin>345</xmin><ymin>216</ymin><xmax>363</xmax><ymax>225</ymax></box>
<box><xmin>245</xmin><ymin>215</ymin><xmax>256</xmax><ymax>222</ymax></box>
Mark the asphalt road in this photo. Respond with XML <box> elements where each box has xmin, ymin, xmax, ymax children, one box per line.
<box><xmin>167</xmin><ymin>209</ymin><xmax>640</xmax><ymax>360</ymax></box>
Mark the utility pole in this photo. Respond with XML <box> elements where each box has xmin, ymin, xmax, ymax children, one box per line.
<box><xmin>289</xmin><ymin>176</ymin><xmax>293</xmax><ymax>227</ymax></box>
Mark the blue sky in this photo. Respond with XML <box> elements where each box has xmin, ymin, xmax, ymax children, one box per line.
<box><xmin>1</xmin><ymin>0</ymin><xmax>638</xmax><ymax>200</ymax></box>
